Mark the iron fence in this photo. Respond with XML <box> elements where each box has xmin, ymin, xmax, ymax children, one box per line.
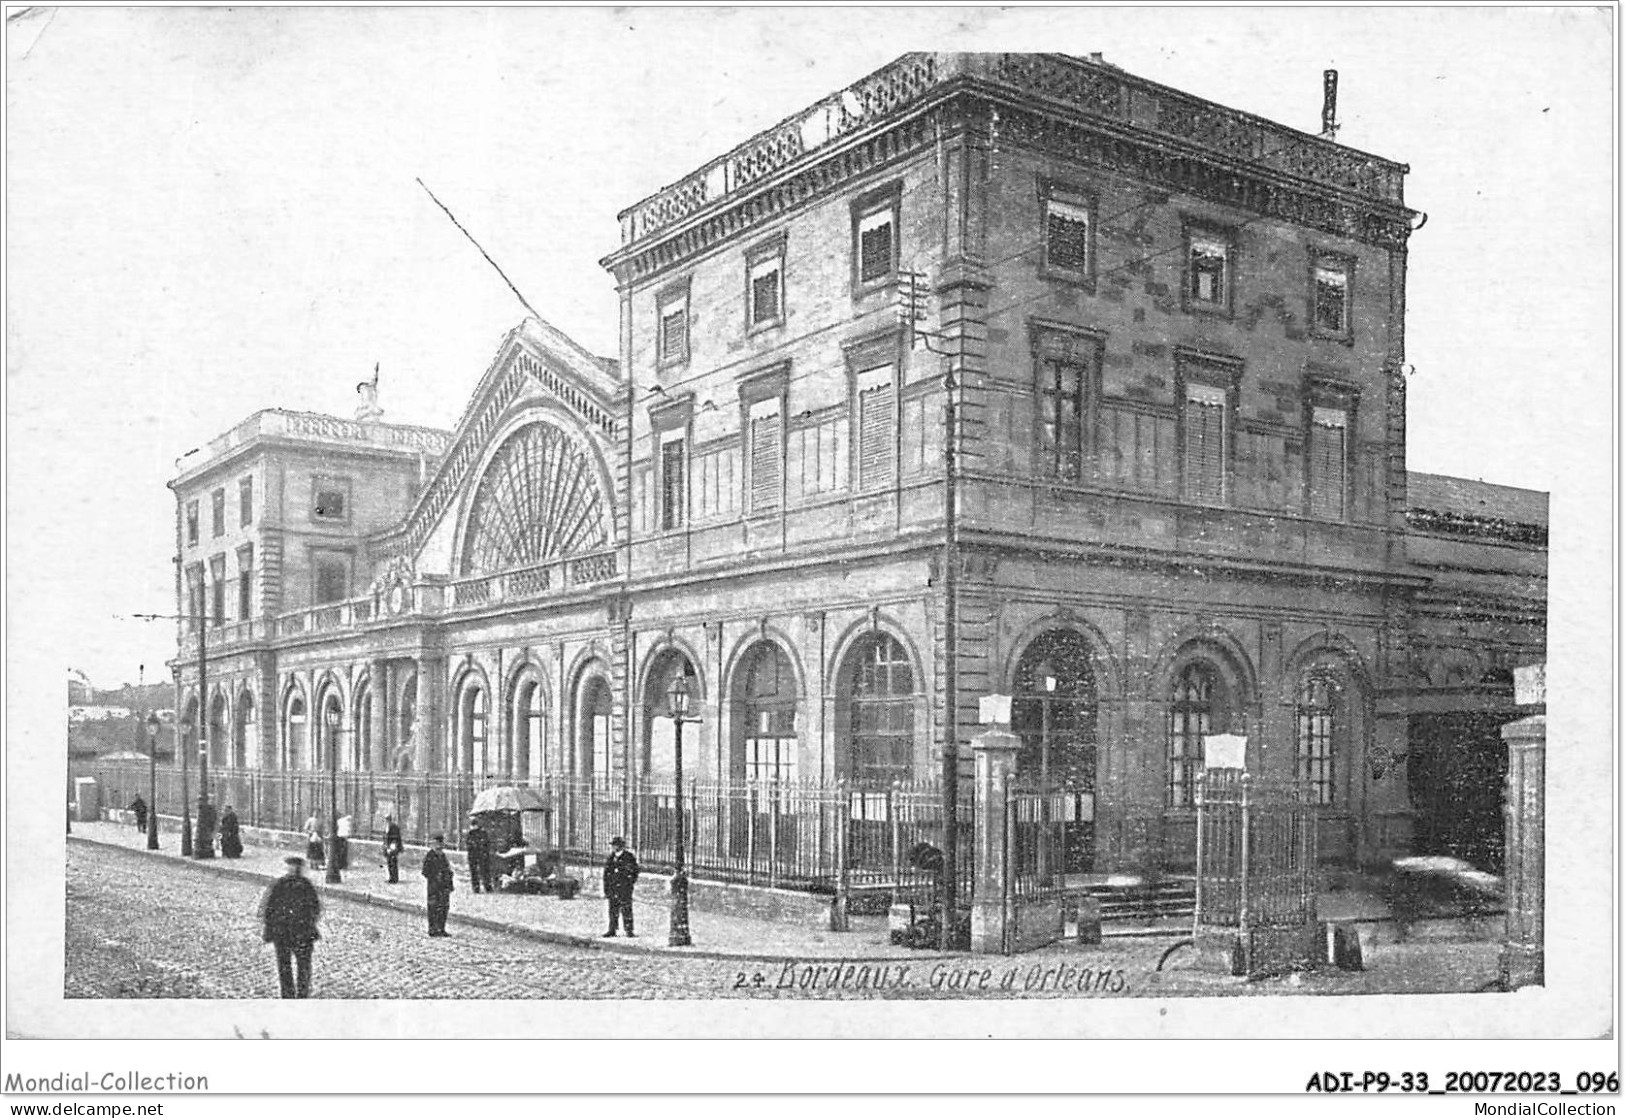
<box><xmin>1194</xmin><ymin>770</ymin><xmax>1319</xmax><ymax>930</ymax></box>
<box><xmin>82</xmin><ymin>762</ymin><xmax>973</xmax><ymax>901</ymax></box>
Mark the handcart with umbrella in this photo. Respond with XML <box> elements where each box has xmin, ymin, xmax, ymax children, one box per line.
<box><xmin>469</xmin><ymin>786</ymin><xmax>580</xmax><ymax>898</ymax></box>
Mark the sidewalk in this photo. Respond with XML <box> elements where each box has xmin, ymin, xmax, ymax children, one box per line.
<box><xmin>68</xmin><ymin>819</ymin><xmax>944</xmax><ymax>962</ymax></box>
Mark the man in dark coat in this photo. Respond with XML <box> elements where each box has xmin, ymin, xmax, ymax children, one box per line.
<box><xmin>602</xmin><ymin>837</ymin><xmax>640</xmax><ymax>937</ymax></box>
<box><xmin>465</xmin><ymin>818</ymin><xmax>492</xmax><ymax>894</ymax></box>
<box><xmin>382</xmin><ymin>815</ymin><xmax>403</xmax><ymax>884</ymax></box>
<box><xmin>258</xmin><ymin>855</ymin><xmax>321</xmax><ymax>998</ymax></box>
<box><xmin>219</xmin><ymin>805</ymin><xmax>243</xmax><ymax>858</ymax></box>
<box><xmin>128</xmin><ymin>795</ymin><xmax>148</xmax><ymax>833</ymax></box>
<box><xmin>422</xmin><ymin>833</ymin><xmax>454</xmax><ymax>937</ymax></box>
<box><xmin>194</xmin><ymin>797</ymin><xmax>217</xmax><ymax>859</ymax></box>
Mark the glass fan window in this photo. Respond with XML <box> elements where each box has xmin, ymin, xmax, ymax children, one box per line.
<box><xmin>461</xmin><ymin>423</ymin><xmax>609</xmax><ymax>575</ymax></box>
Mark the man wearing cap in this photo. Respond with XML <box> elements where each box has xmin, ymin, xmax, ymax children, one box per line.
<box><xmin>382</xmin><ymin>815</ymin><xmax>403</xmax><ymax>884</ymax></box>
<box><xmin>602</xmin><ymin>837</ymin><xmax>640</xmax><ymax>937</ymax></box>
<box><xmin>258</xmin><ymin>855</ymin><xmax>321</xmax><ymax>998</ymax></box>
<box><xmin>422</xmin><ymin>833</ymin><xmax>454</xmax><ymax>937</ymax></box>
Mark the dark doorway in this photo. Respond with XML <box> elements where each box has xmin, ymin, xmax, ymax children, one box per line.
<box><xmin>1407</xmin><ymin>712</ymin><xmax>1510</xmax><ymax>873</ymax></box>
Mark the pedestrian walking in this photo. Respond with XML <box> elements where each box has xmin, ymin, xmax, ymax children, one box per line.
<box><xmin>128</xmin><ymin>795</ymin><xmax>148</xmax><ymax>833</ymax></box>
<box><xmin>382</xmin><ymin>815</ymin><xmax>403</xmax><ymax>884</ymax></box>
<box><xmin>219</xmin><ymin>804</ymin><xmax>243</xmax><ymax>859</ymax></box>
<box><xmin>303</xmin><ymin>814</ymin><xmax>325</xmax><ymax>868</ymax></box>
<box><xmin>602</xmin><ymin>836</ymin><xmax>640</xmax><ymax>937</ymax></box>
<box><xmin>335</xmin><ymin>814</ymin><xmax>353</xmax><ymax>871</ymax></box>
<box><xmin>258</xmin><ymin>854</ymin><xmax>321</xmax><ymax>998</ymax></box>
<box><xmin>465</xmin><ymin>818</ymin><xmax>492</xmax><ymax>894</ymax></box>
<box><xmin>422</xmin><ymin>833</ymin><xmax>454</xmax><ymax>937</ymax></box>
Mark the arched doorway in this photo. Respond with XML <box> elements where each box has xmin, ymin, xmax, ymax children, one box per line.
<box><xmin>643</xmin><ymin>651</ymin><xmax>700</xmax><ymax>780</ymax></box>
<box><xmin>317</xmin><ymin>690</ymin><xmax>344</xmax><ymax>774</ymax></box>
<box><xmin>1012</xmin><ymin>629</ymin><xmax>1099</xmax><ymax>874</ymax></box>
<box><xmin>837</xmin><ymin>631</ymin><xmax>918</xmax><ymax>785</ymax></box>
<box><xmin>576</xmin><ymin>673</ymin><xmax>614</xmax><ymax>784</ymax></box>
<box><xmin>731</xmin><ymin>641</ymin><xmax>799</xmax><ymax>783</ymax></box>
<box><xmin>509</xmin><ymin>669</ymin><xmax>547</xmax><ymax>781</ymax></box>
<box><xmin>283</xmin><ymin>693</ymin><xmax>307</xmax><ymax>771</ymax></box>
<box><xmin>208</xmin><ymin>692</ymin><xmax>228</xmax><ymax>769</ymax></box>
<box><xmin>455</xmin><ymin>675</ymin><xmax>489</xmax><ymax>775</ymax></box>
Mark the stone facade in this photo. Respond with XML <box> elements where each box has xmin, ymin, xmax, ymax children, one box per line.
<box><xmin>170</xmin><ymin>53</ymin><xmax>1546</xmax><ymax>881</ymax></box>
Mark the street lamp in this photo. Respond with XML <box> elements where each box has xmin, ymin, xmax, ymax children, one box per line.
<box><xmin>665</xmin><ymin>671</ymin><xmax>694</xmax><ymax>947</ymax></box>
<box><xmin>146</xmin><ymin>713</ymin><xmax>161</xmax><ymax>850</ymax></box>
<box><xmin>325</xmin><ymin>703</ymin><xmax>342</xmax><ymax>884</ymax></box>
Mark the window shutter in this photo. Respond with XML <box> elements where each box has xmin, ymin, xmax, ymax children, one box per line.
<box><xmin>858</xmin><ymin>212</ymin><xmax>893</xmax><ymax>282</ymax></box>
<box><xmin>1309</xmin><ymin>407</ymin><xmax>1347</xmax><ymax>519</ymax></box>
<box><xmin>661</xmin><ymin>308</ymin><xmax>687</xmax><ymax>361</ymax></box>
<box><xmin>1046</xmin><ymin>199</ymin><xmax>1090</xmax><ymax>272</ymax></box>
<box><xmin>750</xmin><ymin>410</ymin><xmax>782</xmax><ymax>513</ymax></box>
<box><xmin>1184</xmin><ymin>386</ymin><xmax>1227</xmax><ymax>504</ymax></box>
<box><xmin>750</xmin><ymin>266</ymin><xmax>780</xmax><ymax>324</ymax></box>
<box><xmin>660</xmin><ymin>437</ymin><xmax>686</xmax><ymax>529</ymax></box>
<box><xmin>858</xmin><ymin>381</ymin><xmax>895</xmax><ymax>488</ymax></box>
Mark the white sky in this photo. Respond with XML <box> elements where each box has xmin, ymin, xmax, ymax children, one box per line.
<box><xmin>5</xmin><ymin>5</ymin><xmax>1614</xmax><ymax>690</ymax></box>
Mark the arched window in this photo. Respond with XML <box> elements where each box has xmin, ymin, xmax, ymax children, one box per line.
<box><xmin>208</xmin><ymin>693</ymin><xmax>228</xmax><ymax>769</ymax></box>
<box><xmin>1296</xmin><ymin>673</ymin><xmax>1339</xmax><ymax>805</ymax></box>
<box><xmin>456</xmin><ymin>678</ymin><xmax>488</xmax><ymax>775</ymax></box>
<box><xmin>643</xmin><ymin>653</ymin><xmax>699</xmax><ymax>780</ymax></box>
<box><xmin>284</xmin><ymin>694</ymin><xmax>307</xmax><ymax>771</ymax></box>
<box><xmin>235</xmin><ymin>691</ymin><xmax>256</xmax><ymax>769</ymax></box>
<box><xmin>735</xmin><ymin>643</ymin><xmax>798</xmax><ymax>783</ymax></box>
<box><xmin>511</xmin><ymin>673</ymin><xmax>547</xmax><ymax>781</ymax></box>
<box><xmin>317</xmin><ymin>692</ymin><xmax>343</xmax><ymax>772</ymax></box>
<box><xmin>461</xmin><ymin>423</ymin><xmax>609</xmax><ymax>575</ymax></box>
<box><xmin>577</xmin><ymin>675</ymin><xmax>614</xmax><ymax>783</ymax></box>
<box><xmin>1167</xmin><ymin>663</ymin><xmax>1217</xmax><ymax>807</ymax></box>
<box><xmin>846</xmin><ymin>633</ymin><xmax>915</xmax><ymax>785</ymax></box>
<box><xmin>1012</xmin><ymin>630</ymin><xmax>1097</xmax><ymax>788</ymax></box>
<box><xmin>351</xmin><ymin>681</ymin><xmax>370</xmax><ymax>771</ymax></box>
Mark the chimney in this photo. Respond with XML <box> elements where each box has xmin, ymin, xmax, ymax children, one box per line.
<box><xmin>1321</xmin><ymin>69</ymin><xmax>1339</xmax><ymax>140</ymax></box>
<box><xmin>1088</xmin><ymin>52</ymin><xmax>1104</xmax><ymax>64</ymax></box>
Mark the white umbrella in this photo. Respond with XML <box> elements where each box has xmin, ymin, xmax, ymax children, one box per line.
<box><xmin>470</xmin><ymin>785</ymin><xmax>547</xmax><ymax>813</ymax></box>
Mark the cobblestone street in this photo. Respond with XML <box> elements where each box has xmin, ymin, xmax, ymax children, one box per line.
<box><xmin>66</xmin><ymin>842</ymin><xmax>741</xmax><ymax>999</ymax></box>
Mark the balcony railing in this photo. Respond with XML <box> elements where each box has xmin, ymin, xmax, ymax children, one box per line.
<box><xmin>618</xmin><ymin>52</ymin><xmax>1406</xmax><ymax>247</ymax></box>
<box><xmin>447</xmin><ymin>548</ymin><xmax>619</xmax><ymax>609</ymax></box>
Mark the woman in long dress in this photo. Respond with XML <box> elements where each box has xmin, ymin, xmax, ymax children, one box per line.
<box><xmin>219</xmin><ymin>804</ymin><xmax>244</xmax><ymax>858</ymax></box>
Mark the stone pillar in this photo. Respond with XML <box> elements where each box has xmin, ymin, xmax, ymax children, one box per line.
<box><xmin>969</xmin><ymin>726</ymin><xmax>1021</xmax><ymax>954</ymax></box>
<box><xmin>420</xmin><ymin>656</ymin><xmax>446</xmax><ymax>773</ymax></box>
<box><xmin>1500</xmin><ymin>713</ymin><xmax>1544</xmax><ymax>990</ymax></box>
<box><xmin>370</xmin><ymin>659</ymin><xmax>388</xmax><ymax>771</ymax></box>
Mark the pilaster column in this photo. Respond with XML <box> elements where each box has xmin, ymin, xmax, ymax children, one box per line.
<box><xmin>420</xmin><ymin>655</ymin><xmax>446</xmax><ymax>773</ymax></box>
<box><xmin>1500</xmin><ymin>714</ymin><xmax>1544</xmax><ymax>990</ymax></box>
<box><xmin>969</xmin><ymin>726</ymin><xmax>1021</xmax><ymax>954</ymax></box>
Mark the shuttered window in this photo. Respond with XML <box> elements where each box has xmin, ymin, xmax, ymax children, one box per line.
<box><xmin>660</xmin><ymin>435</ymin><xmax>686</xmax><ymax>530</ymax></box>
<box><xmin>1309</xmin><ymin>406</ymin><xmax>1347</xmax><ymax>520</ymax></box>
<box><xmin>1183</xmin><ymin>383</ymin><xmax>1228</xmax><ymax>505</ymax></box>
<box><xmin>1313</xmin><ymin>264</ymin><xmax>1348</xmax><ymax>334</ymax></box>
<box><xmin>749</xmin><ymin>254</ymin><xmax>782</xmax><ymax>326</ymax></box>
<box><xmin>659</xmin><ymin>306</ymin><xmax>688</xmax><ymax>363</ymax></box>
<box><xmin>857</xmin><ymin>207</ymin><xmax>895</xmax><ymax>284</ymax></box>
<box><xmin>856</xmin><ymin>366</ymin><xmax>895</xmax><ymax>490</ymax></box>
<box><xmin>1045</xmin><ymin>197</ymin><xmax>1091</xmax><ymax>274</ymax></box>
<box><xmin>1189</xmin><ymin>235</ymin><xmax>1229</xmax><ymax>306</ymax></box>
<box><xmin>748</xmin><ymin>400</ymin><xmax>782</xmax><ymax>514</ymax></box>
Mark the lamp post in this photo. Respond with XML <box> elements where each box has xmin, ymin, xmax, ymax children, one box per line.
<box><xmin>665</xmin><ymin>671</ymin><xmax>694</xmax><ymax>947</ymax></box>
<box><xmin>325</xmin><ymin>703</ymin><xmax>342</xmax><ymax>884</ymax></box>
<box><xmin>146</xmin><ymin>713</ymin><xmax>162</xmax><ymax>850</ymax></box>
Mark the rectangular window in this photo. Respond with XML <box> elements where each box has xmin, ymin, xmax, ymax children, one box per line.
<box><xmin>747</xmin><ymin>397</ymin><xmax>783</xmax><ymax>515</ymax></box>
<box><xmin>657</xmin><ymin>282</ymin><xmax>691</xmax><ymax>366</ymax></box>
<box><xmin>660</xmin><ymin>434</ymin><xmax>686</xmax><ymax>530</ymax></box>
<box><xmin>186</xmin><ymin>501</ymin><xmax>199</xmax><ymax>546</ymax></box>
<box><xmin>852</xmin><ymin>186</ymin><xmax>901</xmax><ymax>289</ymax></box>
<box><xmin>185</xmin><ymin>563</ymin><xmax>203</xmax><ymax>630</ymax></box>
<box><xmin>237</xmin><ymin>545</ymin><xmax>254</xmax><ymax>621</ymax></box>
<box><xmin>209</xmin><ymin>555</ymin><xmax>226</xmax><ymax>626</ymax></box>
<box><xmin>1044</xmin><ymin>193</ymin><xmax>1092</xmax><ymax>276</ymax></box>
<box><xmin>1182</xmin><ymin>382</ymin><xmax>1229</xmax><ymax>505</ymax></box>
<box><xmin>1308</xmin><ymin>406</ymin><xmax>1348</xmax><ymax>520</ymax></box>
<box><xmin>239</xmin><ymin>476</ymin><xmax>254</xmax><ymax>527</ymax></box>
<box><xmin>1184</xmin><ymin>222</ymin><xmax>1235</xmax><ymax>313</ymax></box>
<box><xmin>211</xmin><ymin>489</ymin><xmax>225</xmax><ymax>537</ymax></box>
<box><xmin>312</xmin><ymin>477</ymin><xmax>350</xmax><ymax>523</ymax></box>
<box><xmin>747</xmin><ymin>249</ymin><xmax>784</xmax><ymax>329</ymax></box>
<box><xmin>1039</xmin><ymin>358</ymin><xmax>1088</xmax><ymax>481</ymax></box>
<box><xmin>855</xmin><ymin>366</ymin><xmax>896</xmax><ymax>490</ymax></box>
<box><xmin>1311</xmin><ymin>253</ymin><xmax>1353</xmax><ymax>338</ymax></box>
<box><xmin>314</xmin><ymin>556</ymin><xmax>348</xmax><ymax>604</ymax></box>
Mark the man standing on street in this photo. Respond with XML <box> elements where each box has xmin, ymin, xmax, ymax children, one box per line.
<box><xmin>258</xmin><ymin>855</ymin><xmax>321</xmax><ymax>998</ymax></box>
<box><xmin>383</xmin><ymin>815</ymin><xmax>403</xmax><ymax>884</ymax></box>
<box><xmin>422</xmin><ymin>833</ymin><xmax>454</xmax><ymax>937</ymax></box>
<box><xmin>602</xmin><ymin>836</ymin><xmax>640</xmax><ymax>937</ymax></box>
<box><xmin>128</xmin><ymin>795</ymin><xmax>147</xmax><ymax>833</ymax></box>
<box><xmin>219</xmin><ymin>804</ymin><xmax>243</xmax><ymax>859</ymax></box>
<box><xmin>465</xmin><ymin>817</ymin><xmax>492</xmax><ymax>894</ymax></box>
